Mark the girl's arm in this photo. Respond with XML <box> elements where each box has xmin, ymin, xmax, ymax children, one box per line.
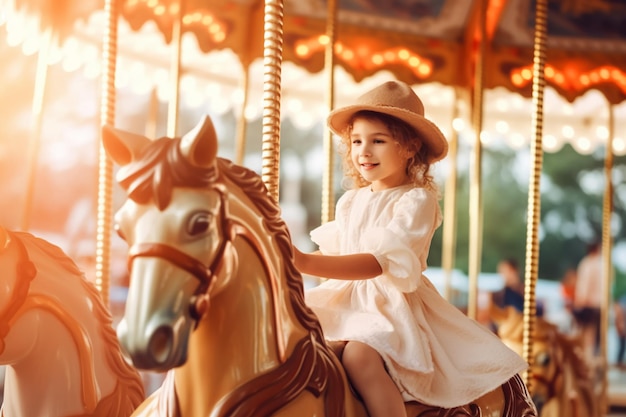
<box><xmin>293</xmin><ymin>246</ymin><xmax>382</xmax><ymax>280</ymax></box>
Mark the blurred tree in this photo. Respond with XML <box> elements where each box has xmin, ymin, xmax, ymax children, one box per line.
<box><xmin>430</xmin><ymin>142</ymin><xmax>626</xmax><ymax>281</ymax></box>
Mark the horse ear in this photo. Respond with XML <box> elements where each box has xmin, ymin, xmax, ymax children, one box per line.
<box><xmin>180</xmin><ymin>116</ymin><xmax>218</xmax><ymax>168</ymax></box>
<box><xmin>101</xmin><ymin>125</ymin><xmax>152</xmax><ymax>166</ymax></box>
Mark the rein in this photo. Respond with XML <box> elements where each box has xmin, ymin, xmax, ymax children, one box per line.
<box><xmin>127</xmin><ymin>186</ymin><xmax>232</xmax><ymax>303</ymax></box>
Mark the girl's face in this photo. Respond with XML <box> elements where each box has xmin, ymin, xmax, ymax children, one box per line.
<box><xmin>350</xmin><ymin>117</ymin><xmax>412</xmax><ymax>191</ymax></box>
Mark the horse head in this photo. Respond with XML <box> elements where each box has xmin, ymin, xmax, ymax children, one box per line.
<box><xmin>103</xmin><ymin>117</ymin><xmax>230</xmax><ymax>370</ymax></box>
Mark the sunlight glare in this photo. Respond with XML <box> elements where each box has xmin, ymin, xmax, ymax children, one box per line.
<box><xmin>613</xmin><ymin>137</ymin><xmax>626</xmax><ymax>155</ymax></box>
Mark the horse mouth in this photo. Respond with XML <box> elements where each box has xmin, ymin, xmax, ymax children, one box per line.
<box><xmin>118</xmin><ymin>318</ymin><xmax>190</xmax><ymax>371</ymax></box>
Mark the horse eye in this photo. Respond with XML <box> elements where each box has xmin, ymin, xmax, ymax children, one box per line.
<box><xmin>535</xmin><ymin>351</ymin><xmax>550</xmax><ymax>367</ymax></box>
<box><xmin>114</xmin><ymin>224</ymin><xmax>127</xmax><ymax>241</ymax></box>
<box><xmin>187</xmin><ymin>212</ymin><xmax>211</xmax><ymax>236</ymax></box>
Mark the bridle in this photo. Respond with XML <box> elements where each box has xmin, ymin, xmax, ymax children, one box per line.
<box><xmin>0</xmin><ymin>231</ymin><xmax>37</xmax><ymax>353</ymax></box>
<box><xmin>125</xmin><ymin>182</ymin><xmax>288</xmax><ymax>357</ymax></box>
<box><xmin>127</xmin><ymin>185</ymin><xmax>240</xmax><ymax>319</ymax></box>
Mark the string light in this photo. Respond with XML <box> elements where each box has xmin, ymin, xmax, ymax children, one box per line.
<box><xmin>294</xmin><ymin>37</ymin><xmax>433</xmax><ymax>80</ymax></box>
<box><xmin>511</xmin><ymin>63</ymin><xmax>626</xmax><ymax>95</ymax></box>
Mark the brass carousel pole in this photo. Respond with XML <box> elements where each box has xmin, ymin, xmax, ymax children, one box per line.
<box><xmin>599</xmin><ymin>101</ymin><xmax>615</xmax><ymax>415</ymax></box>
<box><xmin>234</xmin><ymin>67</ymin><xmax>250</xmax><ymax>165</ymax></box>
<box><xmin>21</xmin><ymin>27</ymin><xmax>52</xmax><ymax>231</ymax></box>
<box><xmin>95</xmin><ymin>0</ymin><xmax>119</xmax><ymax>306</ymax></box>
<box><xmin>166</xmin><ymin>0</ymin><xmax>184</xmax><ymax>138</ymax></box>
<box><xmin>522</xmin><ymin>0</ymin><xmax>548</xmax><ymax>390</ymax></box>
<box><xmin>467</xmin><ymin>0</ymin><xmax>487</xmax><ymax>320</ymax></box>
<box><xmin>261</xmin><ymin>0</ymin><xmax>284</xmax><ymax>201</ymax></box>
<box><xmin>441</xmin><ymin>88</ymin><xmax>460</xmax><ymax>302</ymax></box>
<box><xmin>320</xmin><ymin>0</ymin><xmax>337</xmax><ymax>224</ymax></box>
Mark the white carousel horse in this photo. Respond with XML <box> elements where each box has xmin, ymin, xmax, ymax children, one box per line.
<box><xmin>103</xmin><ymin>116</ymin><xmax>537</xmax><ymax>417</ymax></box>
<box><xmin>0</xmin><ymin>226</ymin><xmax>145</xmax><ymax>416</ymax></box>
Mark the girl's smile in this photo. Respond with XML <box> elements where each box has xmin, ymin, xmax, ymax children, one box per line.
<box><xmin>350</xmin><ymin>118</ymin><xmax>411</xmax><ymax>191</ymax></box>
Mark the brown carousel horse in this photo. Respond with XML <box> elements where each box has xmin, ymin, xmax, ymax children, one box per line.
<box><xmin>102</xmin><ymin>116</ymin><xmax>537</xmax><ymax>417</ymax></box>
<box><xmin>492</xmin><ymin>306</ymin><xmax>599</xmax><ymax>417</ymax></box>
<box><xmin>0</xmin><ymin>226</ymin><xmax>145</xmax><ymax>416</ymax></box>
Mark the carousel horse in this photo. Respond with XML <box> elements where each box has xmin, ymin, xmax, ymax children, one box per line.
<box><xmin>492</xmin><ymin>306</ymin><xmax>599</xmax><ymax>417</ymax></box>
<box><xmin>102</xmin><ymin>116</ymin><xmax>537</xmax><ymax>417</ymax></box>
<box><xmin>0</xmin><ymin>226</ymin><xmax>145</xmax><ymax>416</ymax></box>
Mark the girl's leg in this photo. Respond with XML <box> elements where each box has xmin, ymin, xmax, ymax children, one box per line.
<box><xmin>342</xmin><ymin>341</ymin><xmax>407</xmax><ymax>417</ymax></box>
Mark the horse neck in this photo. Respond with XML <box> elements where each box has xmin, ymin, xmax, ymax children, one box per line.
<box><xmin>226</xmin><ymin>188</ymin><xmax>310</xmax><ymax>354</ymax></box>
<box><xmin>173</xmin><ymin>203</ymin><xmax>309</xmax><ymax>416</ymax></box>
<box><xmin>2</xmin><ymin>262</ymin><xmax>117</xmax><ymax>416</ymax></box>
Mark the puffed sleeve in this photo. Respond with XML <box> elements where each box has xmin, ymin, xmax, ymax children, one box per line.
<box><xmin>309</xmin><ymin>190</ymin><xmax>355</xmax><ymax>255</ymax></box>
<box><xmin>363</xmin><ymin>188</ymin><xmax>441</xmax><ymax>292</ymax></box>
<box><xmin>310</xmin><ymin>222</ymin><xmax>339</xmax><ymax>255</ymax></box>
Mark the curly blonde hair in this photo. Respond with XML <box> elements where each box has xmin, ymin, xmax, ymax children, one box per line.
<box><xmin>336</xmin><ymin>110</ymin><xmax>437</xmax><ymax>190</ymax></box>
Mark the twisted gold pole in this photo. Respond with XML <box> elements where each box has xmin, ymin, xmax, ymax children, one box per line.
<box><xmin>467</xmin><ymin>0</ymin><xmax>486</xmax><ymax>321</ymax></box>
<box><xmin>321</xmin><ymin>0</ymin><xmax>337</xmax><ymax>224</ymax></box>
<box><xmin>95</xmin><ymin>0</ymin><xmax>119</xmax><ymax>307</ymax></box>
<box><xmin>522</xmin><ymin>0</ymin><xmax>548</xmax><ymax>391</ymax></box>
<box><xmin>261</xmin><ymin>0</ymin><xmax>284</xmax><ymax>201</ymax></box>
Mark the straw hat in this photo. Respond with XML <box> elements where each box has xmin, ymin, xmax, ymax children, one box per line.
<box><xmin>327</xmin><ymin>80</ymin><xmax>448</xmax><ymax>163</ymax></box>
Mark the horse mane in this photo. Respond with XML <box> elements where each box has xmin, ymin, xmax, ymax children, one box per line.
<box><xmin>214</xmin><ymin>158</ymin><xmax>346</xmax><ymax>417</ymax></box>
<box><xmin>116</xmin><ymin>137</ymin><xmax>346</xmax><ymax>417</ymax></box>
<box><xmin>13</xmin><ymin>232</ymin><xmax>145</xmax><ymax>414</ymax></box>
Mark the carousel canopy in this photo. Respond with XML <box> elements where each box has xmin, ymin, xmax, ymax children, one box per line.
<box><xmin>9</xmin><ymin>0</ymin><xmax>626</xmax><ymax>103</ymax></box>
<box><xmin>117</xmin><ymin>0</ymin><xmax>626</xmax><ymax>105</ymax></box>
<box><xmin>3</xmin><ymin>0</ymin><xmax>625</xmax><ymax>154</ymax></box>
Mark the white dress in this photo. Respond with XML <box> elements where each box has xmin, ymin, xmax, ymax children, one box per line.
<box><xmin>305</xmin><ymin>184</ymin><xmax>528</xmax><ymax>408</ymax></box>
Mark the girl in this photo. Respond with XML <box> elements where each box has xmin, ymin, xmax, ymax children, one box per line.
<box><xmin>294</xmin><ymin>81</ymin><xmax>528</xmax><ymax>417</ymax></box>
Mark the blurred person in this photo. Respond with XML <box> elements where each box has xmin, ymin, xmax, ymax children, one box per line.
<box><xmin>559</xmin><ymin>268</ymin><xmax>578</xmax><ymax>333</ymax></box>
<box><xmin>478</xmin><ymin>258</ymin><xmax>525</xmax><ymax>331</ymax></box>
<box><xmin>491</xmin><ymin>258</ymin><xmax>525</xmax><ymax>313</ymax></box>
<box><xmin>560</xmin><ymin>268</ymin><xmax>577</xmax><ymax>312</ymax></box>
<box><xmin>573</xmin><ymin>241</ymin><xmax>603</xmax><ymax>362</ymax></box>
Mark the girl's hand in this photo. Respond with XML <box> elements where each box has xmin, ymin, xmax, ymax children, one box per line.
<box><xmin>292</xmin><ymin>247</ymin><xmax>382</xmax><ymax>281</ymax></box>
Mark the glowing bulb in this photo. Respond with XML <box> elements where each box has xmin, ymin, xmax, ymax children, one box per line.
<box><xmin>561</xmin><ymin>125</ymin><xmax>575</xmax><ymax>139</ymax></box>
<box><xmin>613</xmin><ymin>137</ymin><xmax>626</xmax><ymax>155</ymax></box>
<box><xmin>543</xmin><ymin>134</ymin><xmax>561</xmax><ymax>152</ymax></box>
<box><xmin>452</xmin><ymin>118</ymin><xmax>465</xmax><ymax>132</ymax></box>
<box><xmin>596</xmin><ymin>126</ymin><xmax>609</xmax><ymax>140</ymax></box>
<box><xmin>495</xmin><ymin>120</ymin><xmax>509</xmax><ymax>134</ymax></box>
<box><xmin>506</xmin><ymin>133</ymin><xmax>526</xmax><ymax>149</ymax></box>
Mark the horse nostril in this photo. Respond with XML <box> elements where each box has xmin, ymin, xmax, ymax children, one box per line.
<box><xmin>149</xmin><ymin>326</ymin><xmax>173</xmax><ymax>365</ymax></box>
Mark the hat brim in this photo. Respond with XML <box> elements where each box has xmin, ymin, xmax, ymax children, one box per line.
<box><xmin>327</xmin><ymin>104</ymin><xmax>448</xmax><ymax>163</ymax></box>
